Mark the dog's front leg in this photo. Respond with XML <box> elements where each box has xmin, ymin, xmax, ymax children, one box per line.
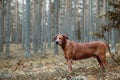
<box><xmin>67</xmin><ymin>59</ymin><xmax>73</xmax><ymax>72</ymax></box>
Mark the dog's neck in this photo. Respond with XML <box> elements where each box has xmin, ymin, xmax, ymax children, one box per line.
<box><xmin>60</xmin><ymin>39</ymin><xmax>67</xmax><ymax>50</ymax></box>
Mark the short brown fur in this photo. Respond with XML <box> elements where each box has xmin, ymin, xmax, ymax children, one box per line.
<box><xmin>54</xmin><ymin>34</ymin><xmax>111</xmax><ymax>72</ymax></box>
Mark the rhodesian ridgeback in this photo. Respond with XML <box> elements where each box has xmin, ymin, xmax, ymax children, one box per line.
<box><xmin>54</xmin><ymin>34</ymin><xmax>114</xmax><ymax>72</ymax></box>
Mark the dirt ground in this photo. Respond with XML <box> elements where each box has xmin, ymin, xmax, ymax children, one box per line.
<box><xmin>0</xmin><ymin>45</ymin><xmax>120</xmax><ymax>80</ymax></box>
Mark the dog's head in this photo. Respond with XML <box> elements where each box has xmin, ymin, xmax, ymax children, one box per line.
<box><xmin>53</xmin><ymin>34</ymin><xmax>68</xmax><ymax>45</ymax></box>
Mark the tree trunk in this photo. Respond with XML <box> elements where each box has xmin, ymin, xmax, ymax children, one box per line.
<box><xmin>22</xmin><ymin>0</ymin><xmax>25</xmax><ymax>48</ymax></box>
<box><xmin>0</xmin><ymin>0</ymin><xmax>4</xmax><ymax>53</ymax></box>
<box><xmin>5</xmin><ymin>0</ymin><xmax>11</xmax><ymax>57</ymax></box>
<box><xmin>24</xmin><ymin>0</ymin><xmax>31</xmax><ymax>57</ymax></box>
<box><xmin>82</xmin><ymin>0</ymin><xmax>87</xmax><ymax>42</ymax></box>
<box><xmin>47</xmin><ymin>0</ymin><xmax>51</xmax><ymax>49</ymax></box>
<box><xmin>89</xmin><ymin>0</ymin><xmax>93</xmax><ymax>42</ymax></box>
<box><xmin>54</xmin><ymin>0</ymin><xmax>59</xmax><ymax>55</ymax></box>
<box><xmin>15</xmin><ymin>0</ymin><xmax>19</xmax><ymax>44</ymax></box>
<box><xmin>32</xmin><ymin>0</ymin><xmax>38</xmax><ymax>53</ymax></box>
<box><xmin>37</xmin><ymin>1</ymin><xmax>42</xmax><ymax>54</ymax></box>
<box><xmin>73</xmin><ymin>0</ymin><xmax>77</xmax><ymax>41</ymax></box>
<box><xmin>96</xmin><ymin>0</ymin><xmax>100</xmax><ymax>41</ymax></box>
<box><xmin>111</xmin><ymin>28</ymin><xmax>115</xmax><ymax>53</ymax></box>
<box><xmin>103</xmin><ymin>0</ymin><xmax>109</xmax><ymax>42</ymax></box>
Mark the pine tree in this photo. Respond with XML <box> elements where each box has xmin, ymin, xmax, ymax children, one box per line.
<box><xmin>100</xmin><ymin>0</ymin><xmax>120</xmax><ymax>32</ymax></box>
<box><xmin>106</xmin><ymin>0</ymin><xmax>120</xmax><ymax>30</ymax></box>
<box><xmin>95</xmin><ymin>0</ymin><xmax>120</xmax><ymax>39</ymax></box>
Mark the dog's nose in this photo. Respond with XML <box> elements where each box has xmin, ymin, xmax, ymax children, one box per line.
<box><xmin>55</xmin><ymin>41</ymin><xmax>59</xmax><ymax>45</ymax></box>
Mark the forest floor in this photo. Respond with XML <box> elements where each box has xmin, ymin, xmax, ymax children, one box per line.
<box><xmin>0</xmin><ymin>44</ymin><xmax>120</xmax><ymax>80</ymax></box>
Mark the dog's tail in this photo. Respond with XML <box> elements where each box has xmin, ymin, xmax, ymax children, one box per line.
<box><xmin>106</xmin><ymin>44</ymin><xmax>117</xmax><ymax>62</ymax></box>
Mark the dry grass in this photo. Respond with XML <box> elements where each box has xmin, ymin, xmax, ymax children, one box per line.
<box><xmin>0</xmin><ymin>44</ymin><xmax>120</xmax><ymax>80</ymax></box>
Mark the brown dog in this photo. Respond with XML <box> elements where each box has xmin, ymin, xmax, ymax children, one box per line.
<box><xmin>54</xmin><ymin>34</ymin><xmax>113</xmax><ymax>72</ymax></box>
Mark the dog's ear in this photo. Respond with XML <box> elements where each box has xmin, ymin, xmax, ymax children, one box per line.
<box><xmin>53</xmin><ymin>35</ymin><xmax>57</xmax><ymax>41</ymax></box>
<box><xmin>62</xmin><ymin>34</ymin><xmax>69</xmax><ymax>39</ymax></box>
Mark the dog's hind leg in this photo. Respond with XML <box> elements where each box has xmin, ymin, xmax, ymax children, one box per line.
<box><xmin>100</xmin><ymin>55</ymin><xmax>110</xmax><ymax>71</ymax></box>
<box><xmin>96</xmin><ymin>56</ymin><xmax>105</xmax><ymax>71</ymax></box>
